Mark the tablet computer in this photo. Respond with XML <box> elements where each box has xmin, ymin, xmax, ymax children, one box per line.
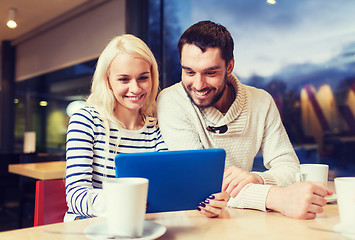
<box><xmin>114</xmin><ymin>148</ymin><xmax>226</xmax><ymax>213</ymax></box>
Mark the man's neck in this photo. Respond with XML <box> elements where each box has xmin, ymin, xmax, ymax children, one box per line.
<box><xmin>213</xmin><ymin>82</ymin><xmax>235</xmax><ymax>114</ymax></box>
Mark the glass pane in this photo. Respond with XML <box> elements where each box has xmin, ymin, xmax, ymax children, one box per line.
<box><xmin>157</xmin><ymin>0</ymin><xmax>355</xmax><ymax>174</ymax></box>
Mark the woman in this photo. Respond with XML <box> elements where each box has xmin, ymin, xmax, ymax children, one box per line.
<box><xmin>65</xmin><ymin>34</ymin><xmax>227</xmax><ymax>221</ymax></box>
<box><xmin>65</xmin><ymin>34</ymin><xmax>167</xmax><ymax>221</ymax></box>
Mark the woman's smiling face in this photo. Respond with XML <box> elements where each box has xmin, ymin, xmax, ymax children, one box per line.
<box><xmin>108</xmin><ymin>53</ymin><xmax>152</xmax><ymax>114</ymax></box>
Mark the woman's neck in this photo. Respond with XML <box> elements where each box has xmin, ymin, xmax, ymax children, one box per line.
<box><xmin>114</xmin><ymin>108</ymin><xmax>144</xmax><ymax>130</ymax></box>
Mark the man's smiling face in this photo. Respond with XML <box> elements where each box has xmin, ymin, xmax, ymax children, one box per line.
<box><xmin>180</xmin><ymin>44</ymin><xmax>229</xmax><ymax>109</ymax></box>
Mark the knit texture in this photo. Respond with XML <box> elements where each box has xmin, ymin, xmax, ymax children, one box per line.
<box><xmin>65</xmin><ymin>106</ymin><xmax>168</xmax><ymax>221</ymax></box>
<box><xmin>157</xmin><ymin>74</ymin><xmax>299</xmax><ymax>211</ymax></box>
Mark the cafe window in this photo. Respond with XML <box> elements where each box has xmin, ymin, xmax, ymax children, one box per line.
<box><xmin>148</xmin><ymin>0</ymin><xmax>355</xmax><ymax>172</ymax></box>
<box><xmin>14</xmin><ymin>59</ymin><xmax>96</xmax><ymax>153</ymax></box>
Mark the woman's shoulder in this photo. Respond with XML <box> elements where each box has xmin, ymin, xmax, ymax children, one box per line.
<box><xmin>142</xmin><ymin>117</ymin><xmax>162</xmax><ymax>133</ymax></box>
<box><xmin>145</xmin><ymin>116</ymin><xmax>157</xmax><ymax>125</ymax></box>
<box><xmin>70</xmin><ymin>106</ymin><xmax>103</xmax><ymax>123</ymax></box>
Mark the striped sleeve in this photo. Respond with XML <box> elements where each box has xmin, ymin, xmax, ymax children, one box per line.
<box><xmin>65</xmin><ymin>108</ymin><xmax>103</xmax><ymax>217</ymax></box>
<box><xmin>154</xmin><ymin>126</ymin><xmax>169</xmax><ymax>152</ymax></box>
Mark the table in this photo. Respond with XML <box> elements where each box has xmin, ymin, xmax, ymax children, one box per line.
<box><xmin>8</xmin><ymin>161</ymin><xmax>66</xmax><ymax>180</ymax></box>
<box><xmin>0</xmin><ymin>181</ymin><xmax>347</xmax><ymax>240</ymax></box>
<box><xmin>0</xmin><ymin>203</ymin><xmax>344</xmax><ymax>240</ymax></box>
<box><xmin>8</xmin><ymin>161</ymin><xmax>66</xmax><ymax>228</ymax></box>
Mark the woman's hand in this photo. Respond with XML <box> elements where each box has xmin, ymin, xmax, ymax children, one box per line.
<box><xmin>196</xmin><ymin>192</ymin><xmax>230</xmax><ymax>218</ymax></box>
<box><xmin>222</xmin><ymin>166</ymin><xmax>264</xmax><ymax>198</ymax></box>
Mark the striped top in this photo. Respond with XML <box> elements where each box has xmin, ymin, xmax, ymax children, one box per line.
<box><xmin>65</xmin><ymin>106</ymin><xmax>168</xmax><ymax>221</ymax></box>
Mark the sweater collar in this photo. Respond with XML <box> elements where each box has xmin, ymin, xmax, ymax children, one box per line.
<box><xmin>200</xmin><ymin>74</ymin><xmax>246</xmax><ymax>126</ymax></box>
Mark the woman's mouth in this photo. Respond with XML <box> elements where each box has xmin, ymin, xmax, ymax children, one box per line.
<box><xmin>126</xmin><ymin>94</ymin><xmax>145</xmax><ymax>102</ymax></box>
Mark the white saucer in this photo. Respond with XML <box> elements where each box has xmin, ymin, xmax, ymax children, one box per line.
<box><xmin>84</xmin><ymin>220</ymin><xmax>166</xmax><ymax>240</ymax></box>
<box><xmin>334</xmin><ymin>223</ymin><xmax>355</xmax><ymax>239</ymax></box>
<box><xmin>325</xmin><ymin>193</ymin><xmax>337</xmax><ymax>203</ymax></box>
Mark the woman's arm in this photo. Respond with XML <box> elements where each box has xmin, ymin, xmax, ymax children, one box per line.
<box><xmin>65</xmin><ymin>108</ymin><xmax>103</xmax><ymax>217</ymax></box>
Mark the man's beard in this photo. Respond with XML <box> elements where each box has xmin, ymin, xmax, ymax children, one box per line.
<box><xmin>183</xmin><ymin>74</ymin><xmax>228</xmax><ymax>109</ymax></box>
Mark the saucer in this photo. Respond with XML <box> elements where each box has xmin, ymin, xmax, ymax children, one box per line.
<box><xmin>325</xmin><ymin>193</ymin><xmax>337</xmax><ymax>203</ymax></box>
<box><xmin>84</xmin><ymin>220</ymin><xmax>166</xmax><ymax>240</ymax></box>
<box><xmin>334</xmin><ymin>223</ymin><xmax>355</xmax><ymax>239</ymax></box>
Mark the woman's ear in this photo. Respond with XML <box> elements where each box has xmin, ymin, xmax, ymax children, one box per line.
<box><xmin>107</xmin><ymin>74</ymin><xmax>112</xmax><ymax>90</ymax></box>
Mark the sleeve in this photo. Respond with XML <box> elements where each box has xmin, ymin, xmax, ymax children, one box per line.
<box><xmin>253</xmin><ymin>92</ymin><xmax>300</xmax><ymax>186</ymax></box>
<box><xmin>154</xmin><ymin>126</ymin><xmax>169</xmax><ymax>152</ymax></box>
<box><xmin>227</xmin><ymin>184</ymin><xmax>273</xmax><ymax>211</ymax></box>
<box><xmin>65</xmin><ymin>108</ymin><xmax>105</xmax><ymax>218</ymax></box>
<box><xmin>157</xmin><ymin>86</ymin><xmax>204</xmax><ymax>150</ymax></box>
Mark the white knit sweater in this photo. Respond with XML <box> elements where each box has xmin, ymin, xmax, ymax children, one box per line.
<box><xmin>157</xmin><ymin>74</ymin><xmax>299</xmax><ymax>211</ymax></box>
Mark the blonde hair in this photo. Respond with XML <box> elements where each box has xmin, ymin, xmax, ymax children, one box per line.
<box><xmin>86</xmin><ymin>34</ymin><xmax>159</xmax><ymax>125</ymax></box>
<box><xmin>86</xmin><ymin>35</ymin><xmax>159</xmax><ymax>178</ymax></box>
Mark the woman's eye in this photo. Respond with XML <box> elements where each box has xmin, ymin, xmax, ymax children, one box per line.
<box><xmin>138</xmin><ymin>76</ymin><xmax>149</xmax><ymax>81</ymax></box>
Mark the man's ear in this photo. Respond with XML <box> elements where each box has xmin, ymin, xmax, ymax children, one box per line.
<box><xmin>227</xmin><ymin>58</ymin><xmax>235</xmax><ymax>75</ymax></box>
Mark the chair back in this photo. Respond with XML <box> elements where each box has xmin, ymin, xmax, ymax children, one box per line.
<box><xmin>34</xmin><ymin>179</ymin><xmax>68</xmax><ymax>226</ymax></box>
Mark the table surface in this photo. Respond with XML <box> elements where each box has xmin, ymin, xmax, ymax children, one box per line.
<box><xmin>8</xmin><ymin>161</ymin><xmax>66</xmax><ymax>180</ymax></box>
<box><xmin>0</xmin><ymin>204</ymin><xmax>345</xmax><ymax>240</ymax></box>
<box><xmin>0</xmin><ymin>182</ymin><xmax>349</xmax><ymax>240</ymax></box>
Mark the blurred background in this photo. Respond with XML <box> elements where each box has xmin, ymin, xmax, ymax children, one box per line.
<box><xmin>0</xmin><ymin>0</ymin><xmax>354</xmax><ymax>231</ymax></box>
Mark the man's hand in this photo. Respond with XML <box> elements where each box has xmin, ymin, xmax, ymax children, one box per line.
<box><xmin>222</xmin><ymin>166</ymin><xmax>264</xmax><ymax>198</ymax></box>
<box><xmin>266</xmin><ymin>182</ymin><xmax>333</xmax><ymax>219</ymax></box>
<box><xmin>197</xmin><ymin>192</ymin><xmax>230</xmax><ymax>218</ymax></box>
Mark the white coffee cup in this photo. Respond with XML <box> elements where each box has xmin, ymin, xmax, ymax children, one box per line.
<box><xmin>334</xmin><ymin>177</ymin><xmax>355</xmax><ymax>229</ymax></box>
<box><xmin>295</xmin><ymin>164</ymin><xmax>329</xmax><ymax>186</ymax></box>
<box><xmin>88</xmin><ymin>177</ymin><xmax>149</xmax><ymax>237</ymax></box>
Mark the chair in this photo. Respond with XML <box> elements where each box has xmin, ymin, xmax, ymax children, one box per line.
<box><xmin>33</xmin><ymin>179</ymin><xmax>68</xmax><ymax>226</ymax></box>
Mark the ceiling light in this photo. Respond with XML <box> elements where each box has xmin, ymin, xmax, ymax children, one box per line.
<box><xmin>266</xmin><ymin>0</ymin><xmax>277</xmax><ymax>4</ymax></box>
<box><xmin>7</xmin><ymin>8</ymin><xmax>17</xmax><ymax>29</ymax></box>
<box><xmin>39</xmin><ymin>101</ymin><xmax>48</xmax><ymax>107</ymax></box>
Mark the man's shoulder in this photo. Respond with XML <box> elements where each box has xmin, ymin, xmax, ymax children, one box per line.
<box><xmin>243</xmin><ymin>84</ymin><xmax>273</xmax><ymax>103</ymax></box>
<box><xmin>158</xmin><ymin>82</ymin><xmax>187</xmax><ymax>102</ymax></box>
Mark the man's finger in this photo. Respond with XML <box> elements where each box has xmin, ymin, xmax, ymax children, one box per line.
<box><xmin>230</xmin><ymin>180</ymin><xmax>248</xmax><ymax>198</ymax></box>
<box><xmin>222</xmin><ymin>174</ymin><xmax>236</xmax><ymax>192</ymax></box>
<box><xmin>312</xmin><ymin>182</ymin><xmax>332</xmax><ymax>197</ymax></box>
<box><xmin>223</xmin><ymin>168</ymin><xmax>233</xmax><ymax>178</ymax></box>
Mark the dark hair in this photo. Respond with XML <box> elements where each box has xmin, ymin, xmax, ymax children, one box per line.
<box><xmin>177</xmin><ymin>20</ymin><xmax>234</xmax><ymax>65</ymax></box>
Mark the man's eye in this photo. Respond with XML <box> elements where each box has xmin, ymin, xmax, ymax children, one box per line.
<box><xmin>205</xmin><ymin>71</ymin><xmax>216</xmax><ymax>76</ymax></box>
<box><xmin>186</xmin><ymin>71</ymin><xmax>195</xmax><ymax>76</ymax></box>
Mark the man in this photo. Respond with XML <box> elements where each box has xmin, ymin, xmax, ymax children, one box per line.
<box><xmin>157</xmin><ymin>20</ymin><xmax>332</xmax><ymax>219</ymax></box>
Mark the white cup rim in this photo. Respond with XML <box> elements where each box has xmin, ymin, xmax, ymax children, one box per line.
<box><xmin>104</xmin><ymin>177</ymin><xmax>149</xmax><ymax>185</ymax></box>
<box><xmin>335</xmin><ymin>177</ymin><xmax>355</xmax><ymax>182</ymax></box>
<box><xmin>300</xmin><ymin>164</ymin><xmax>328</xmax><ymax>167</ymax></box>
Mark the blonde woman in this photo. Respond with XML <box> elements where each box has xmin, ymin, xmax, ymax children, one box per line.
<box><xmin>65</xmin><ymin>34</ymin><xmax>168</xmax><ymax>221</ymax></box>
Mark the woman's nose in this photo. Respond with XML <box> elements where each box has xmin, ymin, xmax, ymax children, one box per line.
<box><xmin>129</xmin><ymin>79</ymin><xmax>141</xmax><ymax>93</ymax></box>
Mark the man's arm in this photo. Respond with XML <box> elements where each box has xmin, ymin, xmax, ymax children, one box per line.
<box><xmin>252</xmin><ymin>89</ymin><xmax>300</xmax><ymax>187</ymax></box>
<box><xmin>266</xmin><ymin>182</ymin><xmax>332</xmax><ymax>219</ymax></box>
<box><xmin>223</xmin><ymin>166</ymin><xmax>264</xmax><ymax>197</ymax></box>
<box><xmin>223</xmin><ymin>88</ymin><xmax>300</xmax><ymax>198</ymax></box>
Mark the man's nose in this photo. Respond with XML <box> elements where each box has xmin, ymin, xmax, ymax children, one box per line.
<box><xmin>193</xmin><ymin>74</ymin><xmax>206</xmax><ymax>90</ymax></box>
